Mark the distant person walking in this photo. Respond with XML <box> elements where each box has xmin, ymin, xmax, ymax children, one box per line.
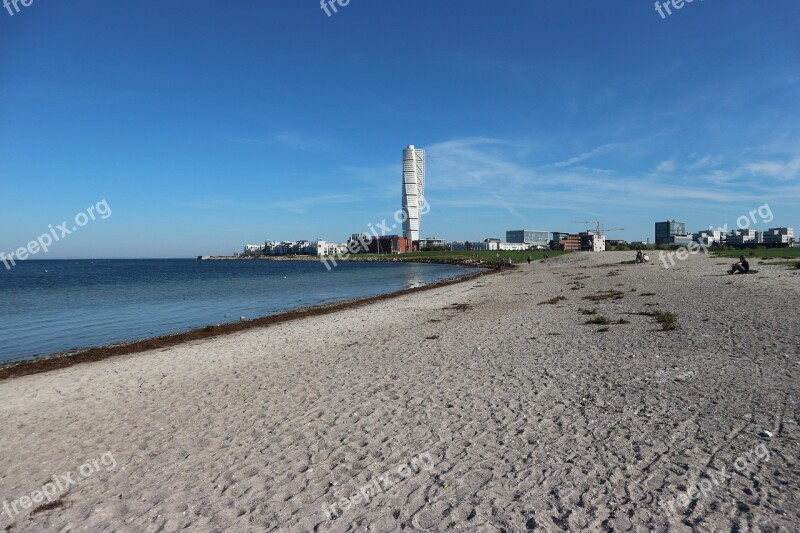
<box><xmin>527</xmin><ymin>254</ymin><xmax>532</xmax><ymax>265</ymax></box>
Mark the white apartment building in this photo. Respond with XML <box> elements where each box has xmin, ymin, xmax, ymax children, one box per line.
<box><xmin>728</xmin><ymin>229</ymin><xmax>763</xmax><ymax>246</ymax></box>
<box><xmin>313</xmin><ymin>240</ymin><xmax>347</xmax><ymax>257</ymax></box>
<box><xmin>402</xmin><ymin>145</ymin><xmax>425</xmax><ymax>242</ymax></box>
<box><xmin>693</xmin><ymin>230</ymin><xmax>722</xmax><ymax>247</ymax></box>
<box><xmin>471</xmin><ymin>241</ymin><xmax>499</xmax><ymax>251</ymax></box>
<box><xmin>763</xmin><ymin>227</ymin><xmax>794</xmax><ymax>245</ymax></box>
<box><xmin>498</xmin><ymin>242</ymin><xmax>528</xmax><ymax>251</ymax></box>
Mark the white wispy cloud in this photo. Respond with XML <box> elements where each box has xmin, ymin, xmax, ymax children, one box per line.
<box><xmin>426</xmin><ymin>137</ymin><xmax>538</xmax><ymax>189</ymax></box>
<box><xmin>227</xmin><ymin>133</ymin><xmax>333</xmax><ymax>152</ymax></box>
<box><xmin>688</xmin><ymin>155</ymin><xmax>722</xmax><ymax>170</ymax></box>
<box><xmin>656</xmin><ymin>160</ymin><xmax>677</xmax><ymax>173</ymax></box>
<box><xmin>177</xmin><ymin>193</ymin><xmax>359</xmax><ymax>214</ymax></box>
<box><xmin>745</xmin><ymin>157</ymin><xmax>800</xmax><ymax>181</ymax></box>
<box><xmin>271</xmin><ymin>133</ymin><xmax>333</xmax><ymax>152</ymax></box>
<box><xmin>188</xmin><ymin>137</ymin><xmax>800</xmax><ymax>227</ymax></box>
<box><xmin>554</xmin><ymin>142</ymin><xmax>626</xmax><ymax>168</ymax></box>
<box><xmin>420</xmin><ymin>136</ymin><xmax>800</xmax><ymax>212</ymax></box>
<box><xmin>265</xmin><ymin>193</ymin><xmax>357</xmax><ymax>213</ymax></box>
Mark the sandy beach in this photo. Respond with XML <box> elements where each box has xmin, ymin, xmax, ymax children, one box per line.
<box><xmin>0</xmin><ymin>251</ymin><xmax>797</xmax><ymax>532</ymax></box>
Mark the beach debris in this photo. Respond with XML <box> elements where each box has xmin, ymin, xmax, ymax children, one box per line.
<box><xmin>583</xmin><ymin>290</ymin><xmax>625</xmax><ymax>302</ymax></box>
<box><xmin>634</xmin><ymin>310</ymin><xmax>678</xmax><ymax>331</ymax></box>
<box><xmin>759</xmin><ymin>430</ymin><xmax>773</xmax><ymax>439</ymax></box>
<box><xmin>539</xmin><ymin>296</ymin><xmax>567</xmax><ymax>305</ymax></box>
<box><xmin>239</xmin><ymin>316</ymin><xmax>246</xmax><ymax>322</ymax></box>
<box><xmin>444</xmin><ymin>303</ymin><xmax>472</xmax><ymax>311</ymax></box>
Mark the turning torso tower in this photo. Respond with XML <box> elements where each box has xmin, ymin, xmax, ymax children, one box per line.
<box><xmin>402</xmin><ymin>145</ymin><xmax>425</xmax><ymax>242</ymax></box>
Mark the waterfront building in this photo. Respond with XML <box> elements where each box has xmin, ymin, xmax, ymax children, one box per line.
<box><xmin>243</xmin><ymin>244</ymin><xmax>264</xmax><ymax>255</ymax></box>
<box><xmin>551</xmin><ymin>232</ymin><xmax>581</xmax><ymax>251</ymax></box>
<box><xmin>655</xmin><ymin>220</ymin><xmax>688</xmax><ymax>245</ymax></box>
<box><xmin>672</xmin><ymin>235</ymin><xmax>694</xmax><ymax>246</ymax></box>
<box><xmin>471</xmin><ymin>241</ymin><xmax>499</xmax><ymax>251</ymax></box>
<box><xmin>312</xmin><ymin>240</ymin><xmax>347</xmax><ymax>257</ymax></box>
<box><xmin>693</xmin><ymin>230</ymin><xmax>722</xmax><ymax>247</ymax></box>
<box><xmin>727</xmin><ymin>229</ymin><xmax>763</xmax><ymax>246</ymax></box>
<box><xmin>419</xmin><ymin>237</ymin><xmax>446</xmax><ymax>250</ymax></box>
<box><xmin>763</xmin><ymin>227</ymin><xmax>794</xmax><ymax>246</ymax></box>
<box><xmin>498</xmin><ymin>242</ymin><xmax>528</xmax><ymax>251</ymax></box>
<box><xmin>506</xmin><ymin>230</ymin><xmax>549</xmax><ymax>248</ymax></box>
<box><xmin>448</xmin><ymin>240</ymin><xmax>526</xmax><ymax>252</ymax></box>
<box><xmin>367</xmin><ymin>235</ymin><xmax>412</xmax><ymax>254</ymax></box>
<box><xmin>580</xmin><ymin>232</ymin><xmax>606</xmax><ymax>252</ymax></box>
<box><xmin>346</xmin><ymin>234</ymin><xmax>372</xmax><ymax>254</ymax></box>
<box><xmin>402</xmin><ymin>145</ymin><xmax>426</xmax><ymax>242</ymax></box>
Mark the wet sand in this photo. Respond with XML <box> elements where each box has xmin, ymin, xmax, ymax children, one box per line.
<box><xmin>0</xmin><ymin>251</ymin><xmax>797</xmax><ymax>531</ymax></box>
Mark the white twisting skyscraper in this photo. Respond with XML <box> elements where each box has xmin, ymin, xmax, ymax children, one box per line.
<box><xmin>402</xmin><ymin>145</ymin><xmax>425</xmax><ymax>242</ymax></box>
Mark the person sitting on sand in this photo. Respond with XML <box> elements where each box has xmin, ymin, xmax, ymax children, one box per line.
<box><xmin>636</xmin><ymin>249</ymin><xmax>644</xmax><ymax>264</ymax></box>
<box><xmin>728</xmin><ymin>256</ymin><xmax>750</xmax><ymax>274</ymax></box>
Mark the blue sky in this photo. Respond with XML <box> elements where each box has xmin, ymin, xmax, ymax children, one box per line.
<box><xmin>1</xmin><ymin>1</ymin><xmax>798</xmax><ymax>258</ymax></box>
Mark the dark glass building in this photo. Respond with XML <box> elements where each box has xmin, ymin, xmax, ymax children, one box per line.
<box><xmin>655</xmin><ymin>220</ymin><xmax>687</xmax><ymax>245</ymax></box>
<box><xmin>506</xmin><ymin>230</ymin><xmax>549</xmax><ymax>247</ymax></box>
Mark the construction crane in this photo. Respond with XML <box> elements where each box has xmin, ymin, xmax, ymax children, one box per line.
<box><xmin>571</xmin><ymin>220</ymin><xmax>624</xmax><ymax>236</ymax></box>
<box><xmin>570</xmin><ymin>220</ymin><xmax>625</xmax><ymax>252</ymax></box>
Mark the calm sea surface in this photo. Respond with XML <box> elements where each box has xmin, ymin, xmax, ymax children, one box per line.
<box><xmin>0</xmin><ymin>259</ymin><xmax>481</xmax><ymax>364</ymax></box>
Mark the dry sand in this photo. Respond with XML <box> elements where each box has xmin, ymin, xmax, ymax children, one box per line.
<box><xmin>0</xmin><ymin>251</ymin><xmax>797</xmax><ymax>532</ymax></box>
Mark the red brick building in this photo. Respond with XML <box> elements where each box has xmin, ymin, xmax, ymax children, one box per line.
<box><xmin>367</xmin><ymin>235</ymin><xmax>412</xmax><ymax>254</ymax></box>
<box><xmin>551</xmin><ymin>233</ymin><xmax>581</xmax><ymax>251</ymax></box>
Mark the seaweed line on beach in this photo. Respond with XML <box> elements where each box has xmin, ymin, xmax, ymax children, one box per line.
<box><xmin>0</xmin><ymin>270</ymin><xmax>496</xmax><ymax>381</ymax></box>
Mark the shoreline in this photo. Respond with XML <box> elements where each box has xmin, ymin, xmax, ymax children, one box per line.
<box><xmin>0</xmin><ymin>251</ymin><xmax>797</xmax><ymax>530</ymax></box>
<box><xmin>0</xmin><ymin>269</ymin><xmax>495</xmax><ymax>382</ymax></box>
<box><xmin>199</xmin><ymin>254</ymin><xmax>512</xmax><ymax>268</ymax></box>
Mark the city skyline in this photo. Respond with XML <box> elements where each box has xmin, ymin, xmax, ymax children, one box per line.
<box><xmin>1</xmin><ymin>2</ymin><xmax>799</xmax><ymax>258</ymax></box>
